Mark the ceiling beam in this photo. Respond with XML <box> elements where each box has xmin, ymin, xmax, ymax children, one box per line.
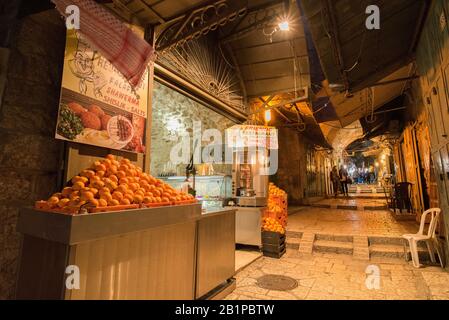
<box><xmin>408</xmin><ymin>0</ymin><xmax>431</xmax><ymax>55</ymax></box>
<box><xmin>349</xmin><ymin>57</ymin><xmax>413</xmax><ymax>93</ymax></box>
<box><xmin>371</xmin><ymin>75</ymin><xmax>419</xmax><ymax>87</ymax></box>
<box><xmin>248</xmin><ymin>94</ymin><xmax>309</xmax><ymax>116</ymax></box>
<box><xmin>232</xmin><ymin>37</ymin><xmax>306</xmax><ymax>51</ymax></box>
<box><xmin>137</xmin><ymin>0</ymin><xmax>165</xmax><ymax>24</ymax></box>
<box><xmin>257</xmin><ymin>95</ymin><xmax>294</xmax><ymax>123</ymax></box>
<box><xmin>243</xmin><ymin>74</ymin><xmax>310</xmax><ymax>82</ymax></box>
<box><xmin>238</xmin><ymin>55</ymin><xmax>308</xmax><ymax>67</ymax></box>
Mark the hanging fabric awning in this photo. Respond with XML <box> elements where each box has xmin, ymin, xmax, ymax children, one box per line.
<box><xmin>52</xmin><ymin>0</ymin><xmax>156</xmax><ymax>88</ymax></box>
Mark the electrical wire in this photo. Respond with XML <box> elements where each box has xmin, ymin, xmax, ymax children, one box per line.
<box><xmin>218</xmin><ymin>43</ymin><xmax>236</xmax><ymax>70</ymax></box>
<box><xmin>343</xmin><ymin>31</ymin><xmax>367</xmax><ymax>73</ymax></box>
<box><xmin>320</xmin><ymin>123</ymin><xmax>363</xmax><ymax>130</ymax></box>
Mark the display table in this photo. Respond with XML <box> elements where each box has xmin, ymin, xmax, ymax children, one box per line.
<box><xmin>16</xmin><ymin>204</ymin><xmax>201</xmax><ymax>300</ymax></box>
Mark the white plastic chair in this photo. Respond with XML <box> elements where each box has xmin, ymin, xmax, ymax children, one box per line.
<box><xmin>402</xmin><ymin>208</ymin><xmax>444</xmax><ymax>268</ymax></box>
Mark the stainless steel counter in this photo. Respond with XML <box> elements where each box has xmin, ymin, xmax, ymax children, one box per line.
<box><xmin>16</xmin><ymin>205</ymin><xmax>202</xmax><ymax>300</ymax></box>
<box><xmin>16</xmin><ymin>204</ymin><xmax>238</xmax><ymax>300</ymax></box>
<box><xmin>227</xmin><ymin>206</ymin><xmax>265</xmax><ymax>247</ymax></box>
<box><xmin>18</xmin><ymin>204</ymin><xmax>201</xmax><ymax>245</ymax></box>
<box><xmin>196</xmin><ymin>208</ymin><xmax>236</xmax><ymax>299</ymax></box>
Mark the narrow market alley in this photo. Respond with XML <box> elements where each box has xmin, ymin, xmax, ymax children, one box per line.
<box><xmin>2</xmin><ymin>0</ymin><xmax>449</xmax><ymax>305</ymax></box>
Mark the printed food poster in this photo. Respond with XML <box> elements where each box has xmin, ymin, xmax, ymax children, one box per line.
<box><xmin>55</xmin><ymin>29</ymin><xmax>148</xmax><ymax>153</ymax></box>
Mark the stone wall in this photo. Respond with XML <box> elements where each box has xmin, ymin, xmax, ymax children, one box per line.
<box><xmin>150</xmin><ymin>81</ymin><xmax>236</xmax><ymax>176</ymax></box>
<box><xmin>271</xmin><ymin>128</ymin><xmax>305</xmax><ymax>204</ymax></box>
<box><xmin>272</xmin><ymin>128</ymin><xmax>329</xmax><ymax>204</ymax></box>
<box><xmin>0</xmin><ymin>10</ymin><xmax>65</xmax><ymax>299</ymax></box>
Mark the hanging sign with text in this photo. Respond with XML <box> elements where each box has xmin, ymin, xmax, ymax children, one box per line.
<box><xmin>226</xmin><ymin>125</ymin><xmax>279</xmax><ymax>150</ymax></box>
<box><xmin>55</xmin><ymin>28</ymin><xmax>148</xmax><ymax>153</ymax></box>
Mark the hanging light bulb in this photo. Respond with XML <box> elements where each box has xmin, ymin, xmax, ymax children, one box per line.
<box><xmin>278</xmin><ymin>21</ymin><xmax>290</xmax><ymax>31</ymax></box>
<box><xmin>264</xmin><ymin>109</ymin><xmax>272</xmax><ymax>123</ymax></box>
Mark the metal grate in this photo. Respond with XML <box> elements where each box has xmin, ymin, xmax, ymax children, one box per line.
<box><xmin>256</xmin><ymin>275</ymin><xmax>298</xmax><ymax>291</ymax></box>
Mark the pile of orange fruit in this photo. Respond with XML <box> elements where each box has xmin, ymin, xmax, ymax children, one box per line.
<box><xmin>36</xmin><ymin>154</ymin><xmax>196</xmax><ymax>214</ymax></box>
<box><xmin>263</xmin><ymin>182</ymin><xmax>288</xmax><ymax>229</ymax></box>
<box><xmin>268</xmin><ymin>183</ymin><xmax>287</xmax><ymax>198</ymax></box>
<box><xmin>262</xmin><ymin>217</ymin><xmax>285</xmax><ymax>234</ymax></box>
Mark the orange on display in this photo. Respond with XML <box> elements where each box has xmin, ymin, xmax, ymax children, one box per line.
<box><xmin>35</xmin><ymin>154</ymin><xmax>196</xmax><ymax>214</ymax></box>
<box><xmin>262</xmin><ymin>182</ymin><xmax>288</xmax><ymax>234</ymax></box>
<box><xmin>262</xmin><ymin>217</ymin><xmax>285</xmax><ymax>235</ymax></box>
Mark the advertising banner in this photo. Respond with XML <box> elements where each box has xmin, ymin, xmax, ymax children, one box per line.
<box><xmin>55</xmin><ymin>28</ymin><xmax>148</xmax><ymax>153</ymax></box>
<box><xmin>226</xmin><ymin>125</ymin><xmax>279</xmax><ymax>150</ymax></box>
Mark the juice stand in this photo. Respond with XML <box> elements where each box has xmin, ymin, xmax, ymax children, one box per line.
<box><xmin>226</xmin><ymin>125</ymin><xmax>278</xmax><ymax>248</ymax></box>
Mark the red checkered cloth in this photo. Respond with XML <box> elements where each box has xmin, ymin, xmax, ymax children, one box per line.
<box><xmin>52</xmin><ymin>0</ymin><xmax>156</xmax><ymax>88</ymax></box>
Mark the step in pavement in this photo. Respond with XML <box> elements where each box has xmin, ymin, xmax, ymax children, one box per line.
<box><xmin>298</xmin><ymin>232</ymin><xmax>315</xmax><ymax>254</ymax></box>
<box><xmin>286</xmin><ymin>232</ymin><xmax>433</xmax><ymax>262</ymax></box>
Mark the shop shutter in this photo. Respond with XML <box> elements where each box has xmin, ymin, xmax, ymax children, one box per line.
<box><xmin>416</xmin><ymin>34</ymin><xmax>430</xmax><ymax>94</ymax></box>
<box><xmin>429</xmin><ymin>78</ymin><xmax>448</xmax><ymax>146</ymax></box>
<box><xmin>442</xmin><ymin>62</ymin><xmax>449</xmax><ymax>122</ymax></box>
<box><xmin>422</xmin><ymin>27</ymin><xmax>439</xmax><ymax>87</ymax></box>
<box><xmin>435</xmin><ymin>76</ymin><xmax>449</xmax><ymax>141</ymax></box>
<box><xmin>440</xmin><ymin>146</ymin><xmax>449</xmax><ymax>203</ymax></box>
<box><xmin>436</xmin><ymin>146</ymin><xmax>449</xmax><ymax>239</ymax></box>
<box><xmin>426</xmin><ymin>93</ymin><xmax>440</xmax><ymax>150</ymax></box>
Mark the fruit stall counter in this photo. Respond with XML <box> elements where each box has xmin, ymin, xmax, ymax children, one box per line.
<box><xmin>16</xmin><ymin>204</ymin><xmax>238</xmax><ymax>300</ymax></box>
<box><xmin>14</xmin><ymin>154</ymin><xmax>238</xmax><ymax>299</ymax></box>
<box><xmin>16</xmin><ymin>204</ymin><xmax>201</xmax><ymax>300</ymax></box>
<box><xmin>196</xmin><ymin>207</ymin><xmax>236</xmax><ymax>299</ymax></box>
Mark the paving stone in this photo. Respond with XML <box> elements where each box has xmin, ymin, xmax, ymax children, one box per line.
<box><xmin>289</xmin><ymin>286</ymin><xmax>310</xmax><ymax>299</ymax></box>
<box><xmin>235</xmin><ymin>286</ymin><xmax>269</xmax><ymax>295</ymax></box>
<box><xmin>266</xmin><ymin>290</ymin><xmax>297</xmax><ymax>300</ymax></box>
<box><xmin>298</xmin><ymin>278</ymin><xmax>316</xmax><ymax>288</ymax></box>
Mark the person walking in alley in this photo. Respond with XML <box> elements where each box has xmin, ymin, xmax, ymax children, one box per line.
<box><xmin>339</xmin><ymin>165</ymin><xmax>349</xmax><ymax>197</ymax></box>
<box><xmin>330</xmin><ymin>166</ymin><xmax>340</xmax><ymax>197</ymax></box>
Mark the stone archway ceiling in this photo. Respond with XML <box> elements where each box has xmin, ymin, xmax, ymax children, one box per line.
<box><xmin>320</xmin><ymin>120</ymin><xmax>363</xmax><ymax>154</ymax></box>
<box><xmin>347</xmin><ymin>136</ymin><xmax>392</xmax><ymax>158</ymax></box>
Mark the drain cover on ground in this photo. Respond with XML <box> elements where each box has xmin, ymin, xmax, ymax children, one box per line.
<box><xmin>256</xmin><ymin>275</ymin><xmax>298</xmax><ymax>291</ymax></box>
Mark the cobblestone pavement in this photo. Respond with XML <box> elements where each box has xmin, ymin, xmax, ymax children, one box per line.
<box><xmin>312</xmin><ymin>197</ymin><xmax>387</xmax><ymax>210</ymax></box>
<box><xmin>226</xmin><ymin>250</ymin><xmax>449</xmax><ymax>300</ymax></box>
<box><xmin>312</xmin><ymin>198</ymin><xmax>387</xmax><ymax>208</ymax></box>
<box><xmin>287</xmin><ymin>207</ymin><xmax>417</xmax><ymax>236</ymax></box>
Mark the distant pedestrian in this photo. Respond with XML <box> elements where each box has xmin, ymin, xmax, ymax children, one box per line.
<box><xmin>339</xmin><ymin>165</ymin><xmax>349</xmax><ymax>197</ymax></box>
<box><xmin>330</xmin><ymin>166</ymin><xmax>340</xmax><ymax>198</ymax></box>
